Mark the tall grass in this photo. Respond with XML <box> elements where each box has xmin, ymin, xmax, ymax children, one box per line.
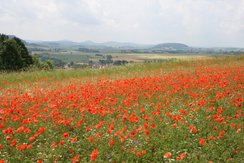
<box><xmin>0</xmin><ymin>55</ymin><xmax>243</xmax><ymax>88</ymax></box>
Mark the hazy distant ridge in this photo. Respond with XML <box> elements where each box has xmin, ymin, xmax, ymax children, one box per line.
<box><xmin>27</xmin><ymin>40</ymin><xmax>191</xmax><ymax>49</ymax></box>
<box><xmin>25</xmin><ymin>39</ymin><xmax>244</xmax><ymax>53</ymax></box>
<box><xmin>152</xmin><ymin>43</ymin><xmax>189</xmax><ymax>50</ymax></box>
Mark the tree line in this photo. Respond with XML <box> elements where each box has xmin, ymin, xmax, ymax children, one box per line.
<box><xmin>0</xmin><ymin>34</ymin><xmax>53</xmax><ymax>71</ymax></box>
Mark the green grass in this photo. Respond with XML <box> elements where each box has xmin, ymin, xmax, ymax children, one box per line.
<box><xmin>1</xmin><ymin>55</ymin><xmax>243</xmax><ymax>88</ymax></box>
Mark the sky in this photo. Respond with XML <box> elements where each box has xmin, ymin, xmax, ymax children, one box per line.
<box><xmin>0</xmin><ymin>0</ymin><xmax>244</xmax><ymax>47</ymax></box>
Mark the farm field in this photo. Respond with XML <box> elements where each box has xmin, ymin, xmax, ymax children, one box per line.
<box><xmin>0</xmin><ymin>55</ymin><xmax>243</xmax><ymax>162</ymax></box>
<box><xmin>138</xmin><ymin>54</ymin><xmax>210</xmax><ymax>60</ymax></box>
<box><xmin>112</xmin><ymin>53</ymin><xmax>211</xmax><ymax>63</ymax></box>
<box><xmin>33</xmin><ymin>50</ymin><xmax>213</xmax><ymax>66</ymax></box>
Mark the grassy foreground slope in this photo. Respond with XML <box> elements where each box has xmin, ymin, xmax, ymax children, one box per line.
<box><xmin>0</xmin><ymin>55</ymin><xmax>242</xmax><ymax>87</ymax></box>
<box><xmin>0</xmin><ymin>55</ymin><xmax>243</xmax><ymax>162</ymax></box>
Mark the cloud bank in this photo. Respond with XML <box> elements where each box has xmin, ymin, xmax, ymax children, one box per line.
<box><xmin>0</xmin><ymin>0</ymin><xmax>244</xmax><ymax>47</ymax></box>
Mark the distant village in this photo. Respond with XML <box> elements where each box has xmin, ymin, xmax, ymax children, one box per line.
<box><xmin>64</xmin><ymin>54</ymin><xmax>129</xmax><ymax>69</ymax></box>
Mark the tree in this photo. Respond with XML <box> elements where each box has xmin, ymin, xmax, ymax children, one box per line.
<box><xmin>13</xmin><ymin>37</ymin><xmax>33</xmax><ymax>67</ymax></box>
<box><xmin>31</xmin><ymin>54</ymin><xmax>53</xmax><ymax>70</ymax></box>
<box><xmin>0</xmin><ymin>39</ymin><xmax>23</xmax><ymax>70</ymax></box>
<box><xmin>106</xmin><ymin>55</ymin><xmax>113</xmax><ymax>63</ymax></box>
<box><xmin>0</xmin><ymin>34</ymin><xmax>33</xmax><ymax>71</ymax></box>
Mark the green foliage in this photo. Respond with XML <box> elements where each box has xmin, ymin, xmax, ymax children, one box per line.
<box><xmin>37</xmin><ymin>53</ymin><xmax>89</xmax><ymax>64</ymax></box>
<box><xmin>0</xmin><ymin>34</ymin><xmax>33</xmax><ymax>71</ymax></box>
<box><xmin>106</xmin><ymin>55</ymin><xmax>113</xmax><ymax>63</ymax></box>
<box><xmin>0</xmin><ymin>39</ymin><xmax>22</xmax><ymax>70</ymax></box>
<box><xmin>13</xmin><ymin>37</ymin><xmax>33</xmax><ymax>67</ymax></box>
<box><xmin>30</xmin><ymin>54</ymin><xmax>53</xmax><ymax>70</ymax></box>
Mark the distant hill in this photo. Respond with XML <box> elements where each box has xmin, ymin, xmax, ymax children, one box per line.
<box><xmin>26</xmin><ymin>40</ymin><xmax>152</xmax><ymax>50</ymax></box>
<box><xmin>153</xmin><ymin>43</ymin><xmax>189</xmax><ymax>50</ymax></box>
<box><xmin>25</xmin><ymin>39</ymin><xmax>244</xmax><ymax>54</ymax></box>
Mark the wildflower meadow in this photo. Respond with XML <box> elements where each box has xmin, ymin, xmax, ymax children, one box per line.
<box><xmin>0</xmin><ymin>56</ymin><xmax>243</xmax><ymax>162</ymax></box>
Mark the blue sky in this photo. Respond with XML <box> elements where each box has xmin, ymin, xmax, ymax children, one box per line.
<box><xmin>0</xmin><ymin>0</ymin><xmax>244</xmax><ymax>47</ymax></box>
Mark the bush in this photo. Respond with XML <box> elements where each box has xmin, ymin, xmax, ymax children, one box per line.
<box><xmin>29</xmin><ymin>55</ymin><xmax>53</xmax><ymax>71</ymax></box>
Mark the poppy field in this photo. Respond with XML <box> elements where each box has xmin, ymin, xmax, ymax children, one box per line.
<box><xmin>0</xmin><ymin>56</ymin><xmax>243</xmax><ymax>162</ymax></box>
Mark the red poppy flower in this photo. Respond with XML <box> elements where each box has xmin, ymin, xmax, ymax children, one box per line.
<box><xmin>164</xmin><ymin>152</ymin><xmax>172</xmax><ymax>159</ymax></box>
<box><xmin>176</xmin><ymin>152</ymin><xmax>187</xmax><ymax>160</ymax></box>
<box><xmin>199</xmin><ymin>138</ymin><xmax>206</xmax><ymax>146</ymax></box>
<box><xmin>71</xmin><ymin>137</ymin><xmax>77</xmax><ymax>143</ymax></box>
<box><xmin>90</xmin><ymin>149</ymin><xmax>98</xmax><ymax>161</ymax></box>
<box><xmin>108</xmin><ymin>139</ymin><xmax>115</xmax><ymax>146</ymax></box>
<box><xmin>63</xmin><ymin>132</ymin><xmax>69</xmax><ymax>139</ymax></box>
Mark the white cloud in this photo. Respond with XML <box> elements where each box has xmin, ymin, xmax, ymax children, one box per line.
<box><xmin>0</xmin><ymin>0</ymin><xmax>244</xmax><ymax>47</ymax></box>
